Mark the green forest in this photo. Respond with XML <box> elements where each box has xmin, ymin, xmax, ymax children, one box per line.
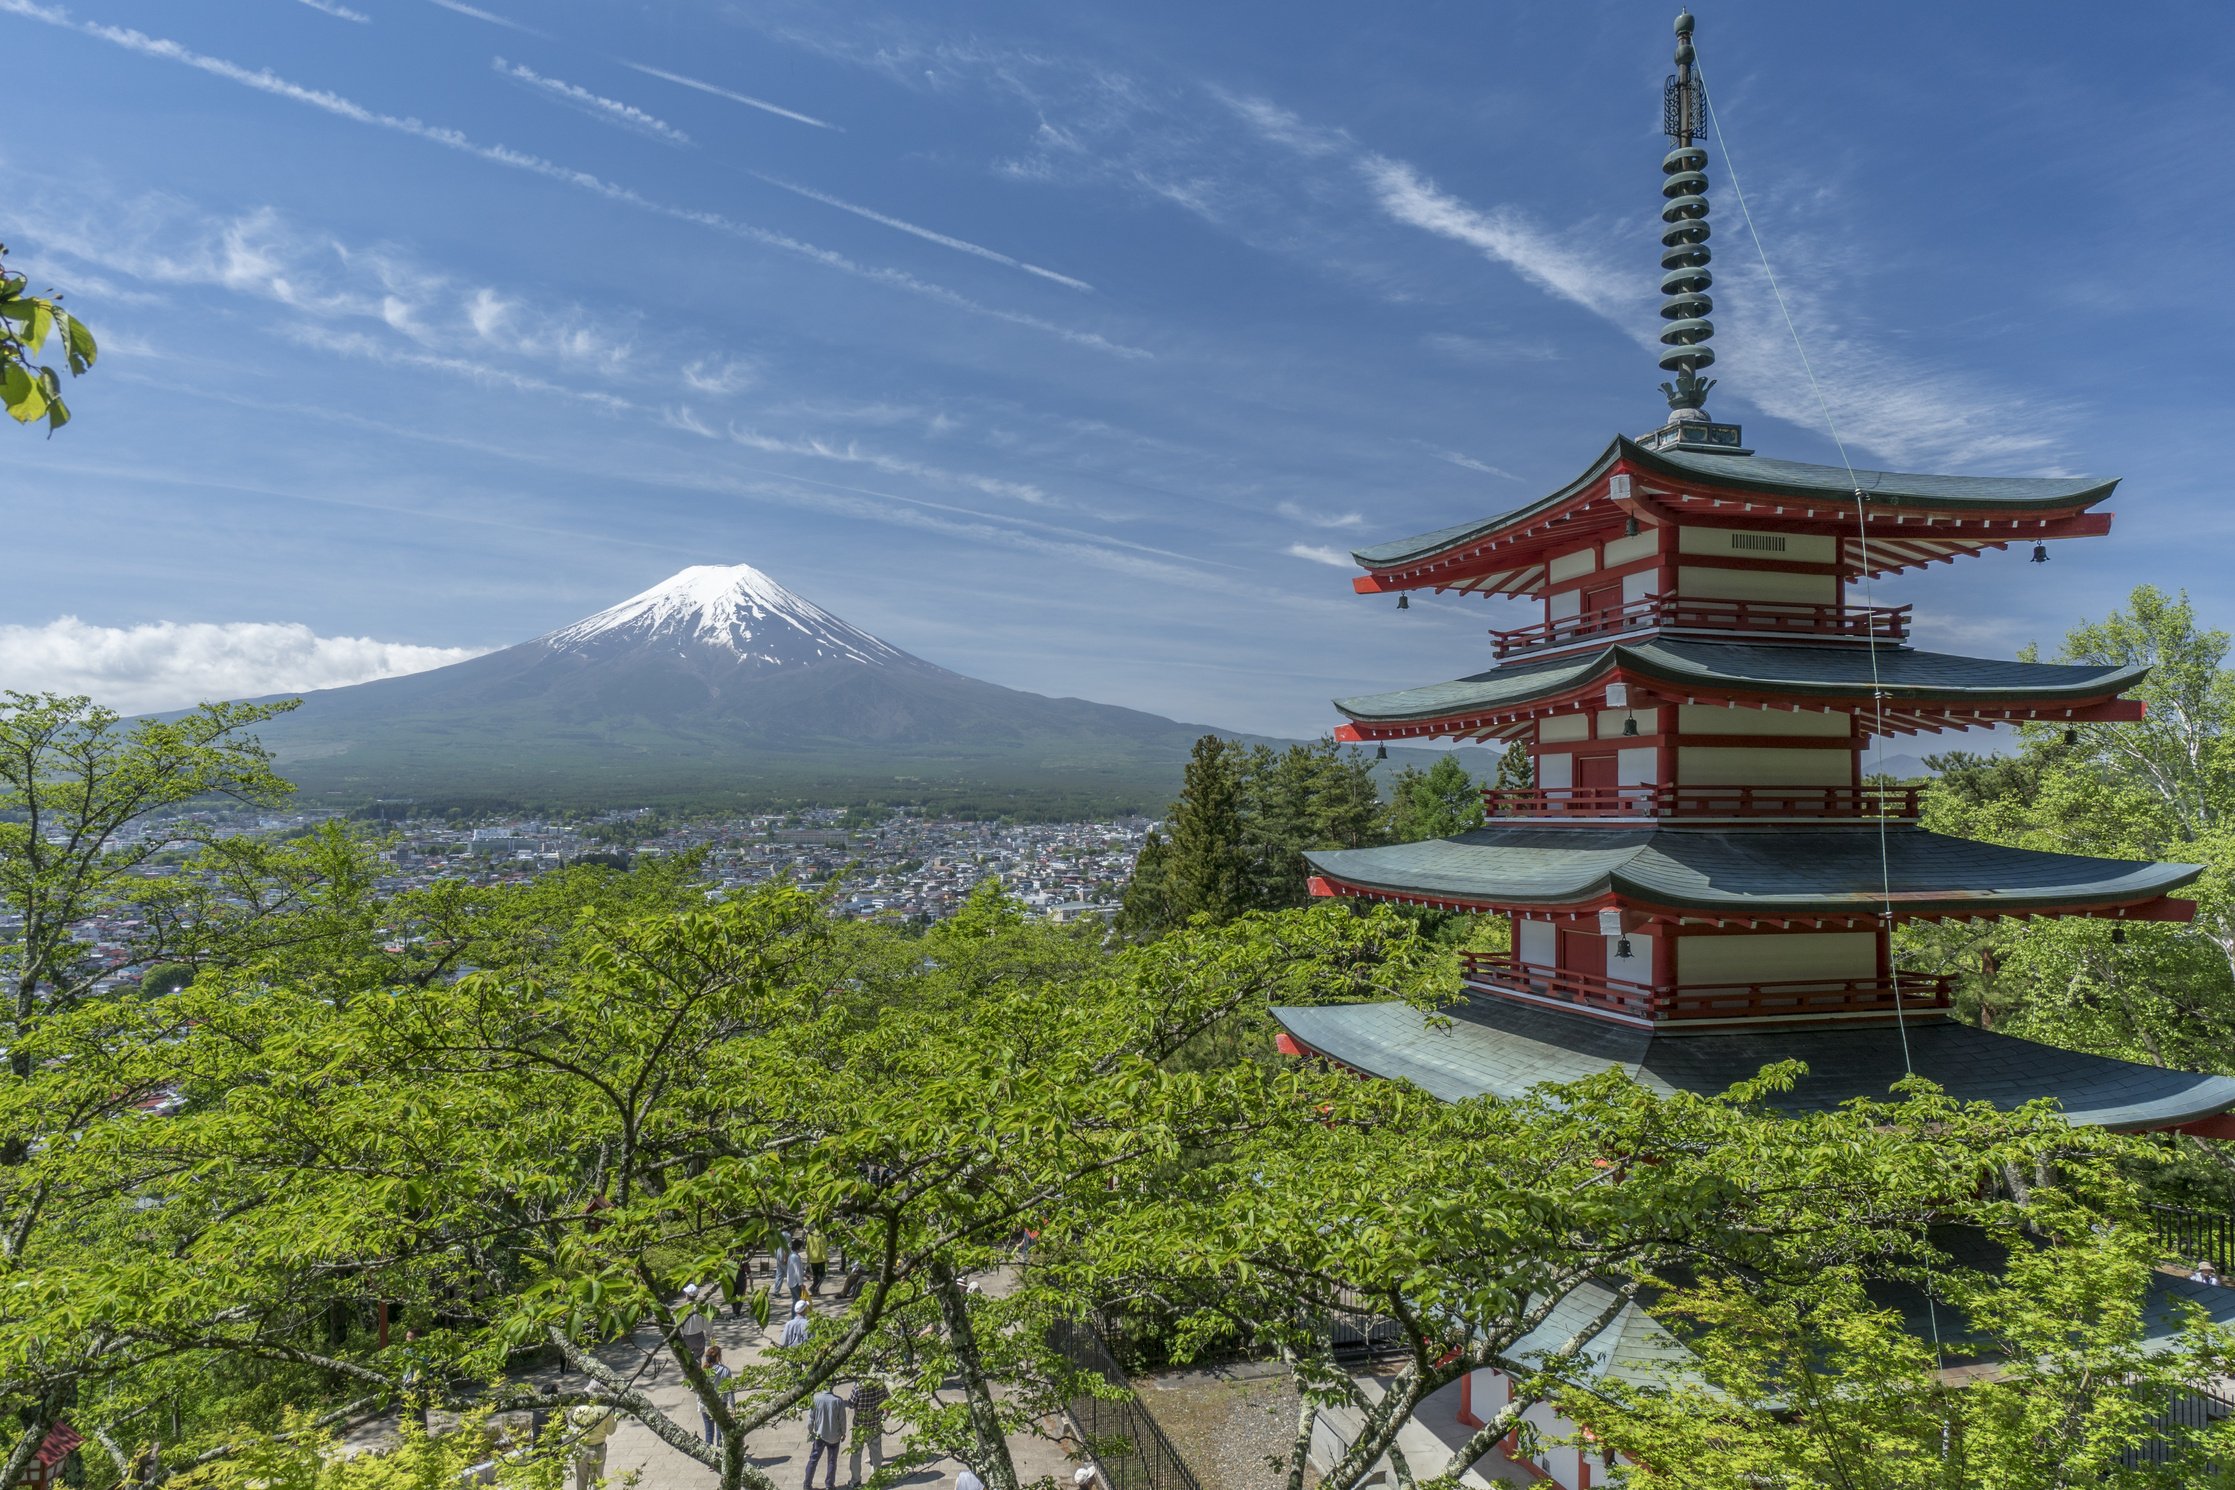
<box><xmin>3</xmin><ymin>586</ymin><xmax>2235</xmax><ymax>1489</ymax></box>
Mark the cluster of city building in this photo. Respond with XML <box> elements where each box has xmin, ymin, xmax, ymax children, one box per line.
<box><xmin>17</xmin><ymin>806</ymin><xmax>1148</xmax><ymax>1000</ymax></box>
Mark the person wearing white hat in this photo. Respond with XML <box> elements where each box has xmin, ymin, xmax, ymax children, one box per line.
<box><xmin>677</xmin><ymin>1284</ymin><xmax>713</xmax><ymax>1366</ymax></box>
<box><xmin>1073</xmin><ymin>1470</ymin><xmax>1097</xmax><ymax>1490</ymax></box>
<box><xmin>780</xmin><ymin>1297</ymin><xmax>812</xmax><ymax>1348</ymax></box>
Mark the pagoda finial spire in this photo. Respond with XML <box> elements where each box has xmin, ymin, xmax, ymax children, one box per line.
<box><xmin>1656</xmin><ymin>10</ymin><xmax>1716</xmax><ymax>422</ymax></box>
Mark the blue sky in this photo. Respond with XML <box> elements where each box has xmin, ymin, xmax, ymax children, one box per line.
<box><xmin>3</xmin><ymin>0</ymin><xmax>2231</xmax><ymax>736</ymax></box>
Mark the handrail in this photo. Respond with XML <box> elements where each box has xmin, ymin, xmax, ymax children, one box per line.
<box><xmin>1482</xmin><ymin>784</ymin><xmax>1923</xmax><ymax>819</ymax></box>
<box><xmin>1460</xmin><ymin>952</ymin><xmax>1954</xmax><ymax>1023</ymax></box>
<box><xmin>1489</xmin><ymin>596</ymin><xmax>1910</xmax><ymax>658</ymax></box>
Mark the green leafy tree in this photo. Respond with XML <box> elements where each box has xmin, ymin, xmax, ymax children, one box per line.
<box><xmin>1388</xmin><ymin>753</ymin><xmax>1484</xmax><ymax>841</ymax></box>
<box><xmin>0</xmin><ymin>245</ymin><xmax>97</xmax><ymax>434</ymax></box>
<box><xmin>0</xmin><ymin>692</ymin><xmax>298</xmax><ymax>1064</ymax></box>
<box><xmin>1121</xmin><ymin>737</ymin><xmax>1388</xmax><ymax>934</ymax></box>
<box><xmin>1904</xmin><ymin>588</ymin><xmax>2235</xmax><ymax>1080</ymax></box>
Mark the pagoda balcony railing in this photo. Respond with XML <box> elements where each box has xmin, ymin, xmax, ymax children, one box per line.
<box><xmin>1482</xmin><ymin>783</ymin><xmax>1923</xmax><ymax>820</ymax></box>
<box><xmin>1460</xmin><ymin>952</ymin><xmax>1954</xmax><ymax>1024</ymax></box>
<box><xmin>1488</xmin><ymin>596</ymin><xmax>1911</xmax><ymax>658</ymax></box>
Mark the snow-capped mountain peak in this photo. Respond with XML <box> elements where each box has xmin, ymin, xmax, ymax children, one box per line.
<box><xmin>538</xmin><ymin>563</ymin><xmax>910</xmax><ymax>669</ymax></box>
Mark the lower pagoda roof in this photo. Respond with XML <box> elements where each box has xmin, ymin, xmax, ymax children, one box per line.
<box><xmin>1331</xmin><ymin>640</ymin><xmax>2145</xmax><ymax>740</ymax></box>
<box><xmin>1271</xmin><ymin>994</ymin><xmax>2235</xmax><ymax>1131</ymax></box>
<box><xmin>1304</xmin><ymin>825</ymin><xmax>2199</xmax><ymax>923</ymax></box>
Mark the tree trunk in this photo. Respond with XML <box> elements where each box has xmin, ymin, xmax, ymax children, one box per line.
<box><xmin>930</xmin><ymin>1260</ymin><xmax>1020</xmax><ymax>1490</ymax></box>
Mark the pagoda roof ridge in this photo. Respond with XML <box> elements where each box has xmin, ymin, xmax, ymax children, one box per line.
<box><xmin>1269</xmin><ymin>994</ymin><xmax>2235</xmax><ymax>1131</ymax></box>
<box><xmin>1332</xmin><ymin>639</ymin><xmax>2146</xmax><ymax>727</ymax></box>
<box><xmin>1353</xmin><ymin>435</ymin><xmax>2119</xmax><ymax>571</ymax></box>
<box><xmin>1303</xmin><ymin>824</ymin><xmax>2200</xmax><ymax>918</ymax></box>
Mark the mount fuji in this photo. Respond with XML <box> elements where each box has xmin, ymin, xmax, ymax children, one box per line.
<box><xmin>225</xmin><ymin>564</ymin><xmax>1262</xmax><ymax>810</ymax></box>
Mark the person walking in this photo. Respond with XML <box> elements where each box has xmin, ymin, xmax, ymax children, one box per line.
<box><xmin>699</xmin><ymin>1345</ymin><xmax>736</xmax><ymax>1445</ymax></box>
<box><xmin>731</xmin><ymin>1250</ymin><xmax>756</xmax><ymax>1319</ymax></box>
<box><xmin>783</xmin><ymin>1235</ymin><xmax>810</xmax><ymax>1301</ymax></box>
<box><xmin>805</xmin><ymin>1230</ymin><xmax>830</xmax><ymax>1294</ymax></box>
<box><xmin>847</xmin><ymin>1378</ymin><xmax>888</xmax><ymax>1486</ymax></box>
<box><xmin>804</xmin><ymin>1386</ymin><xmax>847</xmax><ymax>1490</ymax></box>
<box><xmin>780</xmin><ymin>1298</ymin><xmax>812</xmax><ymax>1349</ymax></box>
<box><xmin>566</xmin><ymin>1403</ymin><xmax>619</xmax><ymax>1490</ymax></box>
<box><xmin>954</xmin><ymin>1468</ymin><xmax>984</xmax><ymax>1490</ymax></box>
<box><xmin>677</xmin><ymin>1284</ymin><xmax>713</xmax><ymax>1367</ymax></box>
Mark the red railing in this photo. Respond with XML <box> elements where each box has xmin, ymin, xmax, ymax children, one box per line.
<box><xmin>1481</xmin><ymin>784</ymin><xmax>1923</xmax><ymax>820</ymax></box>
<box><xmin>1460</xmin><ymin>952</ymin><xmax>1954</xmax><ymax>1024</ymax></box>
<box><xmin>1488</xmin><ymin>596</ymin><xmax>1910</xmax><ymax>658</ymax></box>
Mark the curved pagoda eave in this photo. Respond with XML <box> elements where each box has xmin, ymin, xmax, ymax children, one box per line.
<box><xmin>1302</xmin><ymin>826</ymin><xmax>2201</xmax><ymax>922</ymax></box>
<box><xmin>1351</xmin><ymin>435</ymin><xmax>2119</xmax><ymax>593</ymax></box>
<box><xmin>1270</xmin><ymin>995</ymin><xmax>2235</xmax><ymax>1132</ymax></box>
<box><xmin>1329</xmin><ymin>641</ymin><xmax>2147</xmax><ymax>736</ymax></box>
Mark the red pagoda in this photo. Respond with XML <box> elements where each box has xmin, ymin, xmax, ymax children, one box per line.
<box><xmin>1274</xmin><ymin>12</ymin><xmax>2235</xmax><ymax>1137</ymax></box>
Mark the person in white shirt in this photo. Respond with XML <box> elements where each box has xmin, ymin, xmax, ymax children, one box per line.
<box><xmin>954</xmin><ymin>1470</ymin><xmax>984</xmax><ymax>1490</ymax></box>
<box><xmin>780</xmin><ymin>1298</ymin><xmax>812</xmax><ymax>1348</ymax></box>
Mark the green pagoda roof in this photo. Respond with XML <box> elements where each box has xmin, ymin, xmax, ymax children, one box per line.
<box><xmin>1304</xmin><ymin>825</ymin><xmax>2200</xmax><ymax>916</ymax></box>
<box><xmin>1333</xmin><ymin>641</ymin><xmax>2144</xmax><ymax>724</ymax></box>
<box><xmin>1271</xmin><ymin>994</ymin><xmax>2235</xmax><ymax>1131</ymax></box>
<box><xmin>1353</xmin><ymin>436</ymin><xmax>2119</xmax><ymax>569</ymax></box>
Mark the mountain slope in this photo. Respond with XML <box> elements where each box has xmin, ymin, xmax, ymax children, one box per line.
<box><xmin>231</xmin><ymin>565</ymin><xmax>1288</xmax><ymax>810</ymax></box>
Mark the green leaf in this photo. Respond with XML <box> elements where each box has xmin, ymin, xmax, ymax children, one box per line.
<box><xmin>44</xmin><ymin>393</ymin><xmax>69</xmax><ymax>434</ymax></box>
<box><xmin>63</xmin><ymin>313</ymin><xmax>96</xmax><ymax>374</ymax></box>
<box><xmin>3</xmin><ymin>364</ymin><xmax>47</xmax><ymax>424</ymax></box>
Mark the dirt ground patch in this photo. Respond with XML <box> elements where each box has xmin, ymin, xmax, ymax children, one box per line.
<box><xmin>1135</xmin><ymin>1363</ymin><xmax>1315</xmax><ymax>1490</ymax></box>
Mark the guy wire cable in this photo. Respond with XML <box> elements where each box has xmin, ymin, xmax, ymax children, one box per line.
<box><xmin>1696</xmin><ymin>62</ymin><xmax>1955</xmax><ymax>1389</ymax></box>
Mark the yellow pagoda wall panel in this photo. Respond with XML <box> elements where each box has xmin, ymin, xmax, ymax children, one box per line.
<box><xmin>1678</xmin><ymin>931</ymin><xmax>1877</xmax><ymax>985</ymax></box>
<box><xmin>1547</xmin><ymin>549</ymin><xmax>1600</xmax><ymax>583</ymax></box>
<box><xmin>1621</xmin><ymin>570</ymin><xmax>1656</xmax><ymax>605</ymax></box>
<box><xmin>1676</xmin><ymin>527</ymin><xmax>1838</xmax><ymax>563</ymax></box>
<box><xmin>1617</xmin><ymin>746</ymin><xmax>1658</xmax><ymax>783</ymax></box>
<box><xmin>1538</xmin><ymin>754</ymin><xmax>1572</xmax><ymax>788</ymax></box>
<box><xmin>1677</xmin><ymin>746</ymin><xmax>1851</xmax><ymax>786</ymax></box>
<box><xmin>1677</xmin><ymin>704</ymin><xmax>1850</xmax><ymax>738</ymax></box>
<box><xmin>1604</xmin><ymin>530</ymin><xmax>1659</xmax><ymax>567</ymax></box>
<box><xmin>1548</xmin><ymin>588</ymin><xmax>1582</xmax><ymax>621</ymax></box>
<box><xmin>1674</xmin><ymin>564</ymin><xmax>1836</xmax><ymax>604</ymax></box>
<box><xmin>1540</xmin><ymin>716</ymin><xmax>1591</xmax><ymax>742</ymax></box>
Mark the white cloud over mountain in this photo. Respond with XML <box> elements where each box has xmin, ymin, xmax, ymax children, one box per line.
<box><xmin>0</xmin><ymin>618</ymin><xmax>484</xmax><ymax>715</ymax></box>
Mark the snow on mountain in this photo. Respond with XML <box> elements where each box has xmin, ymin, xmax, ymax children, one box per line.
<box><xmin>537</xmin><ymin>564</ymin><xmax>911</xmax><ymax>670</ymax></box>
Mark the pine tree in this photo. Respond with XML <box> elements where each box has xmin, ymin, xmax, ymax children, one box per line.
<box><xmin>1119</xmin><ymin>736</ymin><xmax>1254</xmax><ymax>933</ymax></box>
<box><xmin>1390</xmin><ymin>753</ymin><xmax>1485</xmax><ymax>841</ymax></box>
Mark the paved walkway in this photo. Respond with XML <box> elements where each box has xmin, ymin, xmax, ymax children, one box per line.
<box><xmin>344</xmin><ymin>1263</ymin><xmax>1087</xmax><ymax>1490</ymax></box>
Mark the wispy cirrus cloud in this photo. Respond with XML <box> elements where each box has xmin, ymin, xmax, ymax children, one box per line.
<box><xmin>1416</xmin><ymin>444</ymin><xmax>1520</xmax><ymax>481</ymax></box>
<box><xmin>716</xmin><ymin>422</ymin><xmax>1056</xmax><ymax>507</ymax></box>
<box><xmin>749</xmin><ymin>172</ymin><xmax>1093</xmax><ymax>291</ymax></box>
<box><xmin>621</xmin><ymin>60</ymin><xmax>837</xmax><ymax>131</ymax></box>
<box><xmin>424</xmin><ymin>0</ymin><xmax>543</xmax><ymax>37</ymax></box>
<box><xmin>1221</xmin><ymin>89</ymin><xmax>2068</xmax><ymax>469</ymax></box>
<box><xmin>1275</xmin><ymin>500</ymin><xmax>1363</xmax><ymax>529</ymax></box>
<box><xmin>494</xmin><ymin>58</ymin><xmax>691</xmax><ymax>145</ymax></box>
<box><xmin>293</xmin><ymin>0</ymin><xmax>369</xmax><ymax>22</ymax></box>
<box><xmin>1285</xmin><ymin>543</ymin><xmax>1357</xmax><ymax>568</ymax></box>
<box><xmin>0</xmin><ymin>616</ymin><xmax>484</xmax><ymax>714</ymax></box>
<box><xmin>0</xmin><ymin>0</ymin><xmax>1144</xmax><ymax>359</ymax></box>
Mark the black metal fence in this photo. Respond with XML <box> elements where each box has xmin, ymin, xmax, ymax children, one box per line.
<box><xmin>1047</xmin><ymin>1316</ymin><xmax>1203</xmax><ymax>1490</ymax></box>
<box><xmin>2149</xmin><ymin>1203</ymin><xmax>2235</xmax><ymax>1277</ymax></box>
<box><xmin>1324</xmin><ymin>1284</ymin><xmax>1410</xmax><ymax>1363</ymax></box>
<box><xmin>2118</xmin><ymin>1383</ymin><xmax>2235</xmax><ymax>1470</ymax></box>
